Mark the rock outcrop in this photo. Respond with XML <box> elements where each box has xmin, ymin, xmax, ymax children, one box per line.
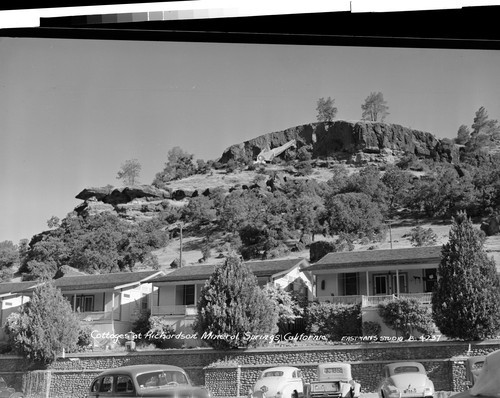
<box><xmin>219</xmin><ymin>120</ymin><xmax>459</xmax><ymax>164</ymax></box>
<box><xmin>74</xmin><ymin>185</ymin><xmax>174</xmax><ymax>221</ymax></box>
<box><xmin>75</xmin><ymin>185</ymin><xmax>171</xmax><ymax>205</ymax></box>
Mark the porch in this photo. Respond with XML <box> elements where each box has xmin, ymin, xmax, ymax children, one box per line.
<box><xmin>76</xmin><ymin>310</ymin><xmax>120</xmax><ymax>322</ymax></box>
<box><xmin>318</xmin><ymin>292</ymin><xmax>433</xmax><ymax>307</ymax></box>
<box><xmin>151</xmin><ymin>304</ymin><xmax>197</xmax><ymax>316</ymax></box>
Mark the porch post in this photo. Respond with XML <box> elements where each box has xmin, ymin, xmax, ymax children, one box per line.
<box><xmin>396</xmin><ymin>269</ymin><xmax>400</xmax><ymax>297</ymax></box>
<box><xmin>111</xmin><ymin>292</ymin><xmax>115</xmax><ymax>334</ymax></box>
<box><xmin>73</xmin><ymin>295</ymin><xmax>77</xmax><ymax>312</ymax></box>
<box><xmin>365</xmin><ymin>271</ymin><xmax>370</xmax><ymax>295</ymax></box>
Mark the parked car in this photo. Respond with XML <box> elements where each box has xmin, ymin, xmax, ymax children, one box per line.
<box><xmin>465</xmin><ymin>355</ymin><xmax>486</xmax><ymax>387</ymax></box>
<box><xmin>305</xmin><ymin>363</ymin><xmax>360</xmax><ymax>398</ymax></box>
<box><xmin>0</xmin><ymin>376</ymin><xmax>24</xmax><ymax>398</ymax></box>
<box><xmin>88</xmin><ymin>364</ymin><xmax>211</xmax><ymax>398</ymax></box>
<box><xmin>452</xmin><ymin>349</ymin><xmax>500</xmax><ymax>398</ymax></box>
<box><xmin>249</xmin><ymin>366</ymin><xmax>305</xmax><ymax>398</ymax></box>
<box><xmin>379</xmin><ymin>362</ymin><xmax>434</xmax><ymax>398</ymax></box>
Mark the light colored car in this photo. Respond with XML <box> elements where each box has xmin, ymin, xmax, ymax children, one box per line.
<box><xmin>452</xmin><ymin>349</ymin><xmax>500</xmax><ymax>398</ymax></box>
<box><xmin>305</xmin><ymin>363</ymin><xmax>361</xmax><ymax>398</ymax></box>
<box><xmin>249</xmin><ymin>366</ymin><xmax>305</xmax><ymax>398</ymax></box>
<box><xmin>0</xmin><ymin>377</ymin><xmax>24</xmax><ymax>398</ymax></box>
<box><xmin>379</xmin><ymin>362</ymin><xmax>434</xmax><ymax>398</ymax></box>
<box><xmin>88</xmin><ymin>364</ymin><xmax>211</xmax><ymax>398</ymax></box>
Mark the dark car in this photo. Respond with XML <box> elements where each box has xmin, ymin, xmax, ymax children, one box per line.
<box><xmin>465</xmin><ymin>355</ymin><xmax>486</xmax><ymax>387</ymax></box>
<box><xmin>88</xmin><ymin>364</ymin><xmax>211</xmax><ymax>398</ymax></box>
<box><xmin>0</xmin><ymin>376</ymin><xmax>24</xmax><ymax>398</ymax></box>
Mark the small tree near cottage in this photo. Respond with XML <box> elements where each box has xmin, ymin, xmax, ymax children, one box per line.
<box><xmin>4</xmin><ymin>281</ymin><xmax>81</xmax><ymax>364</ymax></box>
<box><xmin>432</xmin><ymin>212</ymin><xmax>500</xmax><ymax>340</ymax></box>
<box><xmin>193</xmin><ymin>254</ymin><xmax>279</xmax><ymax>350</ymax></box>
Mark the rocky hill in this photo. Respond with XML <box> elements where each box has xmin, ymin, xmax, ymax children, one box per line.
<box><xmin>220</xmin><ymin>120</ymin><xmax>459</xmax><ymax>164</ymax></box>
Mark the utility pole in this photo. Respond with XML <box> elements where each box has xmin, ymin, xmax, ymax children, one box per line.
<box><xmin>179</xmin><ymin>222</ymin><xmax>183</xmax><ymax>267</ymax></box>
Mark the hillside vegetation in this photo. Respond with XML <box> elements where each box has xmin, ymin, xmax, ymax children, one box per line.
<box><xmin>3</xmin><ymin>117</ymin><xmax>500</xmax><ymax>281</ymax></box>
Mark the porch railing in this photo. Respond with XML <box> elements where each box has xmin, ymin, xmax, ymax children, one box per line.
<box><xmin>317</xmin><ymin>293</ymin><xmax>433</xmax><ymax>307</ymax></box>
<box><xmin>151</xmin><ymin>305</ymin><xmax>197</xmax><ymax>316</ymax></box>
<box><xmin>76</xmin><ymin>311</ymin><xmax>120</xmax><ymax>322</ymax></box>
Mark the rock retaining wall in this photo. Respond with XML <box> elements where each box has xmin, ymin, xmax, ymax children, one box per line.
<box><xmin>0</xmin><ymin>340</ymin><xmax>498</xmax><ymax>398</ymax></box>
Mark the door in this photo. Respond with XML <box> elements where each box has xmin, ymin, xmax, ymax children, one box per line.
<box><xmin>374</xmin><ymin>275</ymin><xmax>388</xmax><ymax>295</ymax></box>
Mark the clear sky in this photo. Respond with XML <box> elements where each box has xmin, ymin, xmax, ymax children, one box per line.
<box><xmin>1</xmin><ymin>37</ymin><xmax>500</xmax><ymax>244</ymax></box>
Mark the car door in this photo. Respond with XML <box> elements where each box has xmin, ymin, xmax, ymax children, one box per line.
<box><xmin>89</xmin><ymin>374</ymin><xmax>137</xmax><ymax>398</ymax></box>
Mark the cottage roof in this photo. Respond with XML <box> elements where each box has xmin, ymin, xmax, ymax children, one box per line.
<box><xmin>0</xmin><ymin>281</ymin><xmax>40</xmax><ymax>297</ymax></box>
<box><xmin>306</xmin><ymin>246</ymin><xmax>442</xmax><ymax>272</ymax></box>
<box><xmin>151</xmin><ymin>258</ymin><xmax>308</xmax><ymax>283</ymax></box>
<box><xmin>54</xmin><ymin>270</ymin><xmax>163</xmax><ymax>291</ymax></box>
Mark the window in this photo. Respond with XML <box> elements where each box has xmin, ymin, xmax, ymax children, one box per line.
<box><xmin>116</xmin><ymin>375</ymin><xmax>135</xmax><ymax>393</ymax></box>
<box><xmin>90</xmin><ymin>379</ymin><xmax>100</xmax><ymax>393</ymax></box>
<box><xmin>184</xmin><ymin>285</ymin><xmax>195</xmax><ymax>305</ymax></box>
<box><xmin>343</xmin><ymin>273</ymin><xmax>358</xmax><ymax>295</ymax></box>
<box><xmin>320</xmin><ymin>280</ymin><xmax>326</xmax><ymax>290</ymax></box>
<box><xmin>99</xmin><ymin>376</ymin><xmax>113</xmax><ymax>393</ymax></box>
<box><xmin>74</xmin><ymin>295</ymin><xmax>94</xmax><ymax>312</ymax></box>
<box><xmin>374</xmin><ymin>275</ymin><xmax>388</xmax><ymax>295</ymax></box>
<box><xmin>391</xmin><ymin>273</ymin><xmax>407</xmax><ymax>294</ymax></box>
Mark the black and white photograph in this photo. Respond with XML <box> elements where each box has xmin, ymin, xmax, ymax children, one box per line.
<box><xmin>1</xmin><ymin>3</ymin><xmax>500</xmax><ymax>398</ymax></box>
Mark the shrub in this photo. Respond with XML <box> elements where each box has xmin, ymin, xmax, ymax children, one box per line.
<box><xmin>432</xmin><ymin>212</ymin><xmax>500</xmax><ymax>340</ymax></box>
<box><xmin>362</xmin><ymin>321</ymin><xmax>382</xmax><ymax>337</ymax></box>
<box><xmin>407</xmin><ymin>226</ymin><xmax>438</xmax><ymax>246</ymax></box>
<box><xmin>193</xmin><ymin>255</ymin><xmax>279</xmax><ymax>349</ymax></box>
<box><xmin>305</xmin><ymin>302</ymin><xmax>362</xmax><ymax>341</ymax></box>
<box><xmin>378</xmin><ymin>298</ymin><xmax>435</xmax><ymax>339</ymax></box>
<box><xmin>4</xmin><ymin>282</ymin><xmax>81</xmax><ymax>364</ymax></box>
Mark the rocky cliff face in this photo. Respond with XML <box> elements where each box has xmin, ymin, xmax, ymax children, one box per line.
<box><xmin>220</xmin><ymin>120</ymin><xmax>459</xmax><ymax>164</ymax></box>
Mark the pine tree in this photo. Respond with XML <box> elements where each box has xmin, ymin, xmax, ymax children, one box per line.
<box><xmin>193</xmin><ymin>254</ymin><xmax>279</xmax><ymax>349</ymax></box>
<box><xmin>5</xmin><ymin>282</ymin><xmax>81</xmax><ymax>364</ymax></box>
<box><xmin>432</xmin><ymin>212</ymin><xmax>500</xmax><ymax>340</ymax></box>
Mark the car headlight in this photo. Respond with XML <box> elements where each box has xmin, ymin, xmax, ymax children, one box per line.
<box><xmin>424</xmin><ymin>388</ymin><xmax>432</xmax><ymax>395</ymax></box>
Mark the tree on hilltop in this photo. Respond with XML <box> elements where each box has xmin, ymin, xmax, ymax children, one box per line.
<box><xmin>432</xmin><ymin>211</ymin><xmax>500</xmax><ymax>340</ymax></box>
<box><xmin>116</xmin><ymin>158</ymin><xmax>142</xmax><ymax>186</ymax></box>
<box><xmin>316</xmin><ymin>97</ymin><xmax>338</xmax><ymax>123</ymax></box>
<box><xmin>361</xmin><ymin>92</ymin><xmax>389</xmax><ymax>122</ymax></box>
<box><xmin>153</xmin><ymin>147</ymin><xmax>195</xmax><ymax>188</ymax></box>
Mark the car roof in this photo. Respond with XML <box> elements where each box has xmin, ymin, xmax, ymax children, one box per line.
<box><xmin>385</xmin><ymin>362</ymin><xmax>425</xmax><ymax>373</ymax></box>
<box><xmin>262</xmin><ymin>367</ymin><xmax>299</xmax><ymax>373</ymax></box>
<box><xmin>95</xmin><ymin>364</ymin><xmax>186</xmax><ymax>378</ymax></box>
<box><xmin>318</xmin><ymin>362</ymin><xmax>351</xmax><ymax>368</ymax></box>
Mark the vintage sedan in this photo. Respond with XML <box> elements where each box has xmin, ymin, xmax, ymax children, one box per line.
<box><xmin>0</xmin><ymin>377</ymin><xmax>24</xmax><ymax>398</ymax></box>
<box><xmin>88</xmin><ymin>364</ymin><xmax>211</xmax><ymax>398</ymax></box>
<box><xmin>305</xmin><ymin>363</ymin><xmax>360</xmax><ymax>398</ymax></box>
<box><xmin>249</xmin><ymin>366</ymin><xmax>305</xmax><ymax>398</ymax></box>
<box><xmin>453</xmin><ymin>349</ymin><xmax>500</xmax><ymax>398</ymax></box>
<box><xmin>379</xmin><ymin>362</ymin><xmax>434</xmax><ymax>398</ymax></box>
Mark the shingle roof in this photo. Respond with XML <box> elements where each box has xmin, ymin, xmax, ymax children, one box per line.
<box><xmin>307</xmin><ymin>246</ymin><xmax>442</xmax><ymax>272</ymax></box>
<box><xmin>0</xmin><ymin>281</ymin><xmax>40</xmax><ymax>296</ymax></box>
<box><xmin>151</xmin><ymin>258</ymin><xmax>308</xmax><ymax>283</ymax></box>
<box><xmin>54</xmin><ymin>270</ymin><xmax>162</xmax><ymax>291</ymax></box>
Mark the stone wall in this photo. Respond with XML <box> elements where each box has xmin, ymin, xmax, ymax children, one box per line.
<box><xmin>1</xmin><ymin>340</ymin><xmax>499</xmax><ymax>398</ymax></box>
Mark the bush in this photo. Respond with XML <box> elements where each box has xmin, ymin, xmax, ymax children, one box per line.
<box><xmin>407</xmin><ymin>226</ymin><xmax>438</xmax><ymax>246</ymax></box>
<box><xmin>305</xmin><ymin>302</ymin><xmax>361</xmax><ymax>341</ymax></box>
<box><xmin>378</xmin><ymin>298</ymin><xmax>435</xmax><ymax>339</ymax></box>
<box><xmin>309</xmin><ymin>241</ymin><xmax>335</xmax><ymax>262</ymax></box>
<box><xmin>193</xmin><ymin>255</ymin><xmax>279</xmax><ymax>349</ymax></box>
<box><xmin>4</xmin><ymin>282</ymin><xmax>81</xmax><ymax>364</ymax></box>
<box><xmin>362</xmin><ymin>321</ymin><xmax>382</xmax><ymax>337</ymax></box>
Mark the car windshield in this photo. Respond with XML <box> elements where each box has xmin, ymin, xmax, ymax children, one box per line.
<box><xmin>394</xmin><ymin>366</ymin><xmax>421</xmax><ymax>374</ymax></box>
<box><xmin>263</xmin><ymin>371</ymin><xmax>284</xmax><ymax>378</ymax></box>
<box><xmin>137</xmin><ymin>371</ymin><xmax>189</xmax><ymax>388</ymax></box>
